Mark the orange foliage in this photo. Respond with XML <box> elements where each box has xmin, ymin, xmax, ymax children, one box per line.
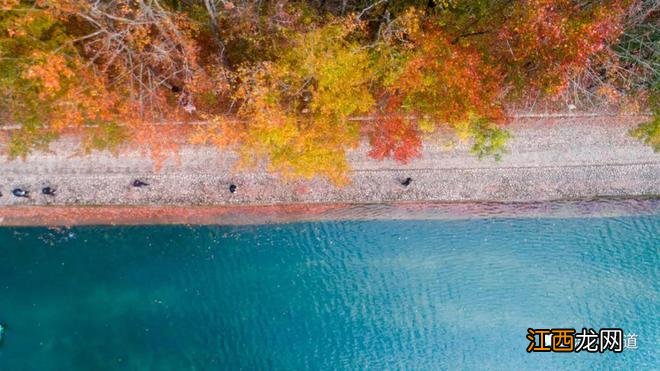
<box><xmin>22</xmin><ymin>52</ymin><xmax>74</xmax><ymax>99</ymax></box>
<box><xmin>368</xmin><ymin>95</ymin><xmax>422</xmax><ymax>163</ymax></box>
<box><xmin>1</xmin><ymin>0</ymin><xmax>19</xmax><ymax>10</ymax></box>
<box><xmin>0</xmin><ymin>0</ymin><xmax>648</xmax><ymax>181</ymax></box>
<box><xmin>368</xmin><ymin>115</ymin><xmax>422</xmax><ymax>163</ymax></box>
<box><xmin>497</xmin><ymin>0</ymin><xmax>630</xmax><ymax>96</ymax></box>
<box><xmin>390</xmin><ymin>26</ymin><xmax>506</xmax><ymax>126</ymax></box>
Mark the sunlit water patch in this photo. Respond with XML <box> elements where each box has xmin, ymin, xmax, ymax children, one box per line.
<box><xmin>0</xmin><ymin>215</ymin><xmax>658</xmax><ymax>370</ymax></box>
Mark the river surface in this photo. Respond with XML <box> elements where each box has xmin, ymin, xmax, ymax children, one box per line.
<box><xmin>0</xmin><ymin>215</ymin><xmax>658</xmax><ymax>370</ymax></box>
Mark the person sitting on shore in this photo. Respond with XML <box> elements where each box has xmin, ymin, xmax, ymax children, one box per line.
<box><xmin>400</xmin><ymin>177</ymin><xmax>413</xmax><ymax>187</ymax></box>
<box><xmin>42</xmin><ymin>186</ymin><xmax>56</xmax><ymax>196</ymax></box>
<box><xmin>12</xmin><ymin>188</ymin><xmax>29</xmax><ymax>198</ymax></box>
<box><xmin>229</xmin><ymin>184</ymin><xmax>237</xmax><ymax>193</ymax></box>
<box><xmin>132</xmin><ymin>179</ymin><xmax>149</xmax><ymax>188</ymax></box>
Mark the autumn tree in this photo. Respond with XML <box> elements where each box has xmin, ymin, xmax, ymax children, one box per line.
<box><xmin>196</xmin><ymin>20</ymin><xmax>375</xmax><ymax>184</ymax></box>
<box><xmin>1</xmin><ymin>0</ymin><xmax>654</xmax><ymax>182</ymax></box>
<box><xmin>0</xmin><ymin>0</ymin><xmax>125</xmax><ymax>157</ymax></box>
<box><xmin>1</xmin><ymin>0</ymin><xmax>221</xmax><ymax>164</ymax></box>
<box><xmin>365</xmin><ymin>7</ymin><xmax>510</xmax><ymax>161</ymax></box>
<box><xmin>496</xmin><ymin>0</ymin><xmax>632</xmax><ymax>98</ymax></box>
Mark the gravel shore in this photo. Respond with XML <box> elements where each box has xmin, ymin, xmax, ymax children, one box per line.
<box><xmin>0</xmin><ymin>116</ymin><xmax>658</xmax><ymax>221</ymax></box>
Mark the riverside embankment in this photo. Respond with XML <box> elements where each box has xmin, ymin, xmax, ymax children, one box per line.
<box><xmin>0</xmin><ymin>115</ymin><xmax>658</xmax><ymax>225</ymax></box>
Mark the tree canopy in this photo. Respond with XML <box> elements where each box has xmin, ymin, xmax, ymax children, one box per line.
<box><xmin>1</xmin><ymin>0</ymin><xmax>656</xmax><ymax>182</ymax></box>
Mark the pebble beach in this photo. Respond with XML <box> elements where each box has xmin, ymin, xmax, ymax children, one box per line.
<box><xmin>0</xmin><ymin>115</ymin><xmax>658</xmax><ymax>225</ymax></box>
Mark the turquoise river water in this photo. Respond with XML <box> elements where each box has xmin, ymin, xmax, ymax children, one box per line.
<box><xmin>0</xmin><ymin>214</ymin><xmax>658</xmax><ymax>370</ymax></box>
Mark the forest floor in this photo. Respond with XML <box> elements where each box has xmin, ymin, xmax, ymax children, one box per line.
<box><xmin>0</xmin><ymin>115</ymin><xmax>658</xmax><ymax>225</ymax></box>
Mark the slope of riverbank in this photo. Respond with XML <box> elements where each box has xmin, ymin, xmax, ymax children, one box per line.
<box><xmin>0</xmin><ymin>115</ymin><xmax>658</xmax><ymax>225</ymax></box>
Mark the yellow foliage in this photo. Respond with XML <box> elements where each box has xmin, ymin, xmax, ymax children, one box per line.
<box><xmin>418</xmin><ymin>116</ymin><xmax>436</xmax><ymax>134</ymax></box>
<box><xmin>213</xmin><ymin>22</ymin><xmax>373</xmax><ymax>184</ymax></box>
<box><xmin>278</xmin><ymin>22</ymin><xmax>374</xmax><ymax>120</ymax></box>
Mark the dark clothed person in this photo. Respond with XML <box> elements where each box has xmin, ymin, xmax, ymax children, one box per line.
<box><xmin>133</xmin><ymin>180</ymin><xmax>149</xmax><ymax>187</ymax></box>
<box><xmin>12</xmin><ymin>188</ymin><xmax>29</xmax><ymax>198</ymax></box>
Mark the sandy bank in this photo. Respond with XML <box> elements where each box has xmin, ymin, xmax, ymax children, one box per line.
<box><xmin>0</xmin><ymin>115</ymin><xmax>658</xmax><ymax>225</ymax></box>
